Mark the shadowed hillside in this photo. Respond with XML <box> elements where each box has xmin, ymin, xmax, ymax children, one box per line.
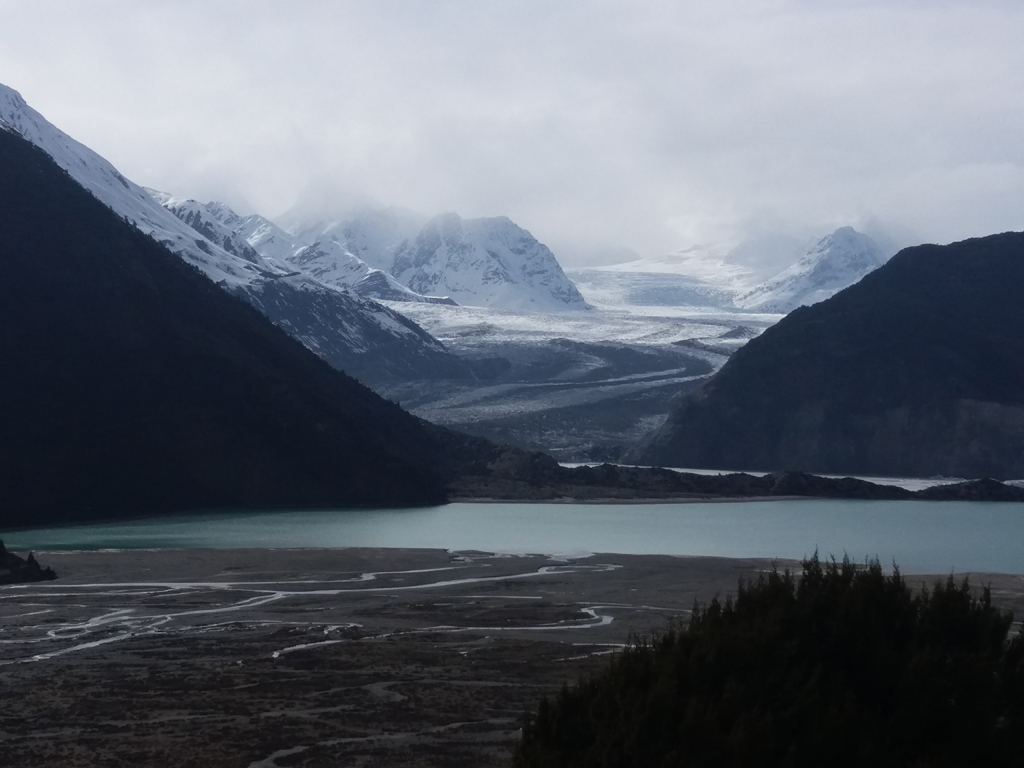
<box><xmin>630</xmin><ymin>233</ymin><xmax>1024</xmax><ymax>479</ymax></box>
<box><xmin>0</xmin><ymin>126</ymin><xmax>451</xmax><ymax>526</ymax></box>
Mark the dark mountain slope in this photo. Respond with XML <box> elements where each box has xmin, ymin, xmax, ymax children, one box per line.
<box><xmin>629</xmin><ymin>232</ymin><xmax>1024</xmax><ymax>479</ymax></box>
<box><xmin>0</xmin><ymin>126</ymin><xmax>451</xmax><ymax>527</ymax></box>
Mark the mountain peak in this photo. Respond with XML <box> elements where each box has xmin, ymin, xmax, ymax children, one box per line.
<box><xmin>392</xmin><ymin>214</ymin><xmax>590</xmax><ymax>311</ymax></box>
<box><xmin>0</xmin><ymin>83</ymin><xmax>27</xmax><ymax>121</ymax></box>
<box><xmin>0</xmin><ymin>82</ymin><xmax>28</xmax><ymax>116</ymax></box>
<box><xmin>737</xmin><ymin>227</ymin><xmax>884</xmax><ymax>314</ymax></box>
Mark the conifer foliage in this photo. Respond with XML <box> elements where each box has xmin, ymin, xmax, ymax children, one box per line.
<box><xmin>515</xmin><ymin>555</ymin><xmax>1024</xmax><ymax>767</ymax></box>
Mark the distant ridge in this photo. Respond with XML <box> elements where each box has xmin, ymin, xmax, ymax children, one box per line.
<box><xmin>629</xmin><ymin>232</ymin><xmax>1024</xmax><ymax>479</ymax></box>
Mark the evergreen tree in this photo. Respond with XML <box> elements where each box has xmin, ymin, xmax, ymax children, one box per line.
<box><xmin>515</xmin><ymin>554</ymin><xmax>1024</xmax><ymax>767</ymax></box>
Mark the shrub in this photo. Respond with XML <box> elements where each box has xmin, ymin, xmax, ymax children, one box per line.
<box><xmin>514</xmin><ymin>554</ymin><xmax>1024</xmax><ymax>767</ymax></box>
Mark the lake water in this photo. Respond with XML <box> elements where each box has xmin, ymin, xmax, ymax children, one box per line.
<box><xmin>3</xmin><ymin>500</ymin><xmax>1024</xmax><ymax>575</ymax></box>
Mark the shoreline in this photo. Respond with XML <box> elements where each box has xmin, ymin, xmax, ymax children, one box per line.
<box><xmin>15</xmin><ymin>544</ymin><xmax>1024</xmax><ymax>579</ymax></box>
<box><xmin>449</xmin><ymin>494</ymin><xmax>813</xmax><ymax>504</ymax></box>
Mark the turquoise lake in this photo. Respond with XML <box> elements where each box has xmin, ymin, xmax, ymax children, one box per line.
<box><xmin>3</xmin><ymin>500</ymin><xmax>1023</xmax><ymax>575</ymax></box>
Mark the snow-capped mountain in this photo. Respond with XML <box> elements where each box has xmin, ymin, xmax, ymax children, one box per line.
<box><xmin>0</xmin><ymin>86</ymin><xmax>281</xmax><ymax>286</ymax></box>
<box><xmin>280</xmin><ymin>236</ymin><xmax>452</xmax><ymax>303</ymax></box>
<box><xmin>0</xmin><ymin>82</ymin><xmax>468</xmax><ymax>385</ymax></box>
<box><xmin>285</xmin><ymin>236</ymin><xmax>373</xmax><ymax>286</ymax></box>
<box><xmin>268</xmin><ymin>205</ymin><xmax>589</xmax><ymax>312</ymax></box>
<box><xmin>166</xmin><ymin>196</ymin><xmax>453</xmax><ymax>305</ymax></box>
<box><xmin>283</xmin><ymin>207</ymin><xmax>588</xmax><ymax>312</ymax></box>
<box><xmin>737</xmin><ymin>227</ymin><xmax>887</xmax><ymax>313</ymax></box>
<box><xmin>391</xmin><ymin>213</ymin><xmax>590</xmax><ymax>312</ymax></box>
<box><xmin>205</xmin><ymin>206</ymin><xmax>300</xmax><ymax>266</ymax></box>
<box><xmin>152</xmin><ymin>192</ymin><xmax>376</xmax><ymax>289</ymax></box>
<box><xmin>147</xmin><ymin>190</ymin><xmax>276</xmax><ymax>269</ymax></box>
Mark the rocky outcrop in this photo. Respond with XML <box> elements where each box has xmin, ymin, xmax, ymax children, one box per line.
<box><xmin>0</xmin><ymin>541</ymin><xmax>57</xmax><ymax>584</ymax></box>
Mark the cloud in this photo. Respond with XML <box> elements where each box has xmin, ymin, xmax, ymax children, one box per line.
<box><xmin>2</xmin><ymin>0</ymin><xmax>1023</xmax><ymax>262</ymax></box>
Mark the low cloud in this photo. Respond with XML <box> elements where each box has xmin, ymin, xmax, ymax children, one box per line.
<box><xmin>2</xmin><ymin>0</ymin><xmax>1022</xmax><ymax>262</ymax></box>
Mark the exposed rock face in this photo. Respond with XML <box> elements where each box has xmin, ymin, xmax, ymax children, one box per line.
<box><xmin>147</xmin><ymin>192</ymin><xmax>268</xmax><ymax>267</ymax></box>
<box><xmin>629</xmin><ymin>232</ymin><xmax>1024</xmax><ymax>480</ymax></box>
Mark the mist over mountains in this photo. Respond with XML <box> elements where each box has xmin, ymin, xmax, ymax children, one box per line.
<box><xmin>571</xmin><ymin>228</ymin><xmax>894</xmax><ymax>315</ymax></box>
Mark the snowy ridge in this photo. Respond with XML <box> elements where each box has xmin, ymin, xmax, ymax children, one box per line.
<box><xmin>210</xmin><ymin>208</ymin><xmax>299</xmax><ymax>267</ymax></box>
<box><xmin>0</xmin><ymin>84</ymin><xmax>272</xmax><ymax>286</ymax></box>
<box><xmin>0</xmin><ymin>81</ymin><xmax>468</xmax><ymax>383</ymax></box>
<box><xmin>285</xmin><ymin>237</ymin><xmax>373</xmax><ymax>288</ymax></box>
<box><xmin>354</xmin><ymin>270</ymin><xmax>458</xmax><ymax>305</ymax></box>
<box><xmin>392</xmin><ymin>213</ymin><xmax>590</xmax><ymax>312</ymax></box>
<box><xmin>148</xmin><ymin>190</ymin><xmax>277</xmax><ymax>270</ymax></box>
<box><xmin>737</xmin><ymin>227</ymin><xmax>886</xmax><ymax>313</ymax></box>
<box><xmin>190</xmin><ymin>200</ymin><xmax>454</xmax><ymax>305</ymax></box>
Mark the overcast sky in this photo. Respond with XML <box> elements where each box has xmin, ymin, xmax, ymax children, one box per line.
<box><xmin>2</xmin><ymin>0</ymin><xmax>1023</xmax><ymax>262</ymax></box>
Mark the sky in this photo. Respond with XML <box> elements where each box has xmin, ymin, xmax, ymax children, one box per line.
<box><xmin>2</xmin><ymin>0</ymin><xmax>1024</xmax><ymax>264</ymax></box>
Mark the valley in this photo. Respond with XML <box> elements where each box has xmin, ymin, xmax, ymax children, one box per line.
<box><xmin>1</xmin><ymin>81</ymin><xmax>905</xmax><ymax>467</ymax></box>
<box><xmin>378</xmin><ymin>301</ymin><xmax>776</xmax><ymax>460</ymax></box>
<box><xmin>3</xmin><ymin>7</ymin><xmax>1024</xmax><ymax>767</ymax></box>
